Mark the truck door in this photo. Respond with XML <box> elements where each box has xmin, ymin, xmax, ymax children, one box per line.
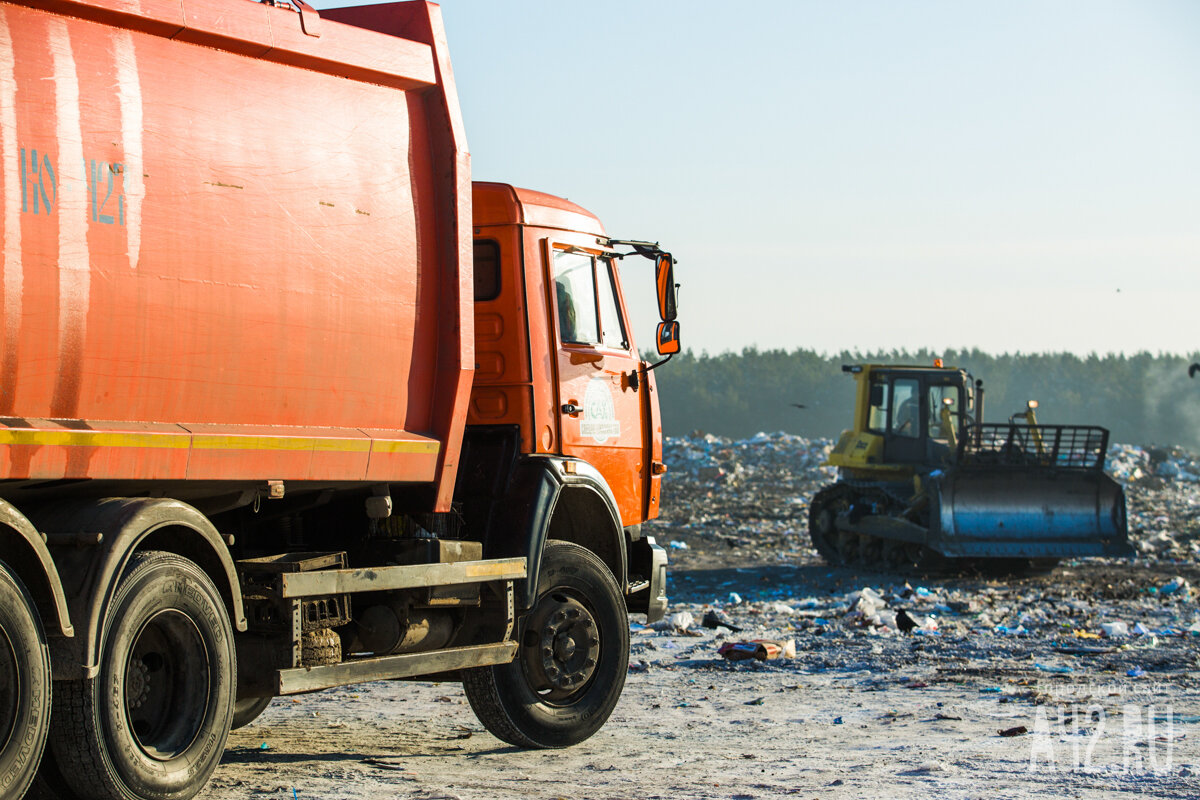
<box><xmin>548</xmin><ymin>244</ymin><xmax>647</xmax><ymax>526</ymax></box>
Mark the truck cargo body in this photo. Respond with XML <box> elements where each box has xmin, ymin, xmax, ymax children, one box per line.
<box><xmin>0</xmin><ymin>3</ymin><xmax>672</xmax><ymax>798</ymax></box>
<box><xmin>0</xmin><ymin>0</ymin><xmax>469</xmax><ymax>506</ymax></box>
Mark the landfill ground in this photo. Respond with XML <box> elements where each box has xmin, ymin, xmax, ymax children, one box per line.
<box><xmin>205</xmin><ymin>435</ymin><xmax>1200</xmax><ymax>799</ymax></box>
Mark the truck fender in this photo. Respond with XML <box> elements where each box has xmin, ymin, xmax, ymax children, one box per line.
<box><xmin>0</xmin><ymin>498</ymin><xmax>74</xmax><ymax>637</ymax></box>
<box><xmin>24</xmin><ymin>498</ymin><xmax>245</xmax><ymax>680</ymax></box>
<box><xmin>485</xmin><ymin>455</ymin><xmax>627</xmax><ymax>611</ymax></box>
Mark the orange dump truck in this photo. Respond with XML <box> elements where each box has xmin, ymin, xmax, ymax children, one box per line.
<box><xmin>0</xmin><ymin>1</ymin><xmax>681</xmax><ymax>797</ymax></box>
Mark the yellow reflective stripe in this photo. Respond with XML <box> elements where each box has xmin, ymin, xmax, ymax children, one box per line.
<box><xmin>190</xmin><ymin>436</ymin><xmax>372</xmax><ymax>452</ymax></box>
<box><xmin>371</xmin><ymin>439</ymin><xmax>441</xmax><ymax>454</ymax></box>
<box><xmin>0</xmin><ymin>430</ymin><xmax>440</xmax><ymax>455</ymax></box>
<box><xmin>0</xmin><ymin>430</ymin><xmax>188</xmax><ymax>448</ymax></box>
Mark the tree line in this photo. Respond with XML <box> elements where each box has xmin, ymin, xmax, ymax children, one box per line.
<box><xmin>652</xmin><ymin>348</ymin><xmax>1200</xmax><ymax>451</ymax></box>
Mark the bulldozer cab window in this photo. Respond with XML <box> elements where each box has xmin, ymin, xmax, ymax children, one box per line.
<box><xmin>890</xmin><ymin>378</ymin><xmax>920</xmax><ymax>438</ymax></box>
<box><xmin>867</xmin><ymin>379</ymin><xmax>889</xmax><ymax>431</ymax></box>
<box><xmin>928</xmin><ymin>384</ymin><xmax>961</xmax><ymax>441</ymax></box>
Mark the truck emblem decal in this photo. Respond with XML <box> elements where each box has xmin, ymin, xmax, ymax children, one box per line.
<box><xmin>580</xmin><ymin>378</ymin><xmax>620</xmax><ymax>444</ymax></box>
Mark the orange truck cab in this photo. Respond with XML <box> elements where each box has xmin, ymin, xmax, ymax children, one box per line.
<box><xmin>0</xmin><ymin>2</ymin><xmax>679</xmax><ymax>798</ymax></box>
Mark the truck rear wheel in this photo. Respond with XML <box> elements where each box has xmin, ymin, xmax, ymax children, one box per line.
<box><xmin>47</xmin><ymin>551</ymin><xmax>235</xmax><ymax>800</ymax></box>
<box><xmin>462</xmin><ymin>540</ymin><xmax>628</xmax><ymax>748</ymax></box>
<box><xmin>0</xmin><ymin>560</ymin><xmax>51</xmax><ymax>800</ymax></box>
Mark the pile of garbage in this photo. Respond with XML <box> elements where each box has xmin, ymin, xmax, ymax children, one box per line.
<box><xmin>651</xmin><ymin>432</ymin><xmax>1200</xmax><ymax>565</ymax></box>
<box><xmin>1109</xmin><ymin>443</ymin><xmax>1200</xmax><ymax>484</ymax></box>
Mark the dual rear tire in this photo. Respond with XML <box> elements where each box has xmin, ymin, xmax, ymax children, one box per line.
<box><xmin>0</xmin><ymin>560</ymin><xmax>51</xmax><ymax>800</ymax></box>
<box><xmin>44</xmin><ymin>551</ymin><xmax>235</xmax><ymax>800</ymax></box>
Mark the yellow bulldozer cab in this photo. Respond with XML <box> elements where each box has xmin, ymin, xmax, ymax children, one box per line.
<box><xmin>825</xmin><ymin>363</ymin><xmax>971</xmax><ymax>478</ymax></box>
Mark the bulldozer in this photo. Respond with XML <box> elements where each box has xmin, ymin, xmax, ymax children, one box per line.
<box><xmin>808</xmin><ymin>362</ymin><xmax>1132</xmax><ymax>572</ymax></box>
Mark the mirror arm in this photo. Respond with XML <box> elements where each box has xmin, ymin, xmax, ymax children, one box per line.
<box><xmin>644</xmin><ymin>352</ymin><xmax>674</xmax><ymax>373</ymax></box>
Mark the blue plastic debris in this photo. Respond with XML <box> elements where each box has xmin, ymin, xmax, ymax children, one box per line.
<box><xmin>1035</xmin><ymin>663</ymin><xmax>1074</xmax><ymax>674</ymax></box>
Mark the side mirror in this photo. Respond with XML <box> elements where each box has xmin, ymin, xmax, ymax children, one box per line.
<box><xmin>656</xmin><ymin>320</ymin><xmax>680</xmax><ymax>355</ymax></box>
<box><xmin>868</xmin><ymin>383</ymin><xmax>884</xmax><ymax>408</ymax></box>
<box><xmin>655</xmin><ymin>253</ymin><xmax>677</xmax><ymax>321</ymax></box>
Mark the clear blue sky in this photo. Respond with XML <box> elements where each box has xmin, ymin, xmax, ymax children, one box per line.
<box><xmin>319</xmin><ymin>0</ymin><xmax>1200</xmax><ymax>357</ymax></box>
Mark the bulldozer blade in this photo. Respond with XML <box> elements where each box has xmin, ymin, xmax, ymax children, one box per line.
<box><xmin>932</xmin><ymin>467</ymin><xmax>1131</xmax><ymax>559</ymax></box>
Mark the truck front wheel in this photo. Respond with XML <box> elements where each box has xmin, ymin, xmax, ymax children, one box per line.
<box><xmin>462</xmin><ymin>540</ymin><xmax>628</xmax><ymax>748</ymax></box>
<box><xmin>0</xmin><ymin>560</ymin><xmax>51</xmax><ymax>800</ymax></box>
<box><xmin>47</xmin><ymin>551</ymin><xmax>235</xmax><ymax>800</ymax></box>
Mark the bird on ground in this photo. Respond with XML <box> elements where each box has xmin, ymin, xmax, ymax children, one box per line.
<box><xmin>895</xmin><ymin>608</ymin><xmax>918</xmax><ymax>634</ymax></box>
<box><xmin>702</xmin><ymin>608</ymin><xmax>743</xmax><ymax>632</ymax></box>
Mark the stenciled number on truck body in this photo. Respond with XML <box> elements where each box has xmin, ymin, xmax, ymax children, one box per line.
<box><xmin>19</xmin><ymin>147</ymin><xmax>127</xmax><ymax>225</ymax></box>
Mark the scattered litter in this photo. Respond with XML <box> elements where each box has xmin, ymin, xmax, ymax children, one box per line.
<box><xmin>1100</xmin><ymin>622</ymin><xmax>1130</xmax><ymax>638</ymax></box>
<box><xmin>1053</xmin><ymin>645</ymin><xmax>1116</xmax><ymax>655</ymax></box>
<box><xmin>718</xmin><ymin>639</ymin><xmax>796</xmax><ymax>661</ymax></box>
<box><xmin>1034</xmin><ymin>663</ymin><xmax>1073</xmax><ymax>674</ymax></box>
<box><xmin>702</xmin><ymin>609</ymin><xmax>743</xmax><ymax>632</ymax></box>
<box><xmin>651</xmin><ymin>611</ymin><xmax>695</xmax><ymax>633</ymax></box>
<box><xmin>1127</xmin><ymin>667</ymin><xmax>1147</xmax><ymax>678</ymax></box>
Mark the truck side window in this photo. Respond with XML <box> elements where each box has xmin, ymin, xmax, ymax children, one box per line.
<box><xmin>891</xmin><ymin>378</ymin><xmax>920</xmax><ymax>438</ymax></box>
<box><xmin>553</xmin><ymin>250</ymin><xmax>599</xmax><ymax>345</ymax></box>
<box><xmin>597</xmin><ymin>259</ymin><xmax>627</xmax><ymax>350</ymax></box>
<box><xmin>473</xmin><ymin>239</ymin><xmax>501</xmax><ymax>301</ymax></box>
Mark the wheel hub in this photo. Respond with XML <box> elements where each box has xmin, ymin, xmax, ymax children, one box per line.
<box><xmin>127</xmin><ymin>659</ymin><xmax>151</xmax><ymax>710</ymax></box>
<box><xmin>523</xmin><ymin>594</ymin><xmax>600</xmax><ymax>702</ymax></box>
<box><xmin>123</xmin><ymin>609</ymin><xmax>210</xmax><ymax>761</ymax></box>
